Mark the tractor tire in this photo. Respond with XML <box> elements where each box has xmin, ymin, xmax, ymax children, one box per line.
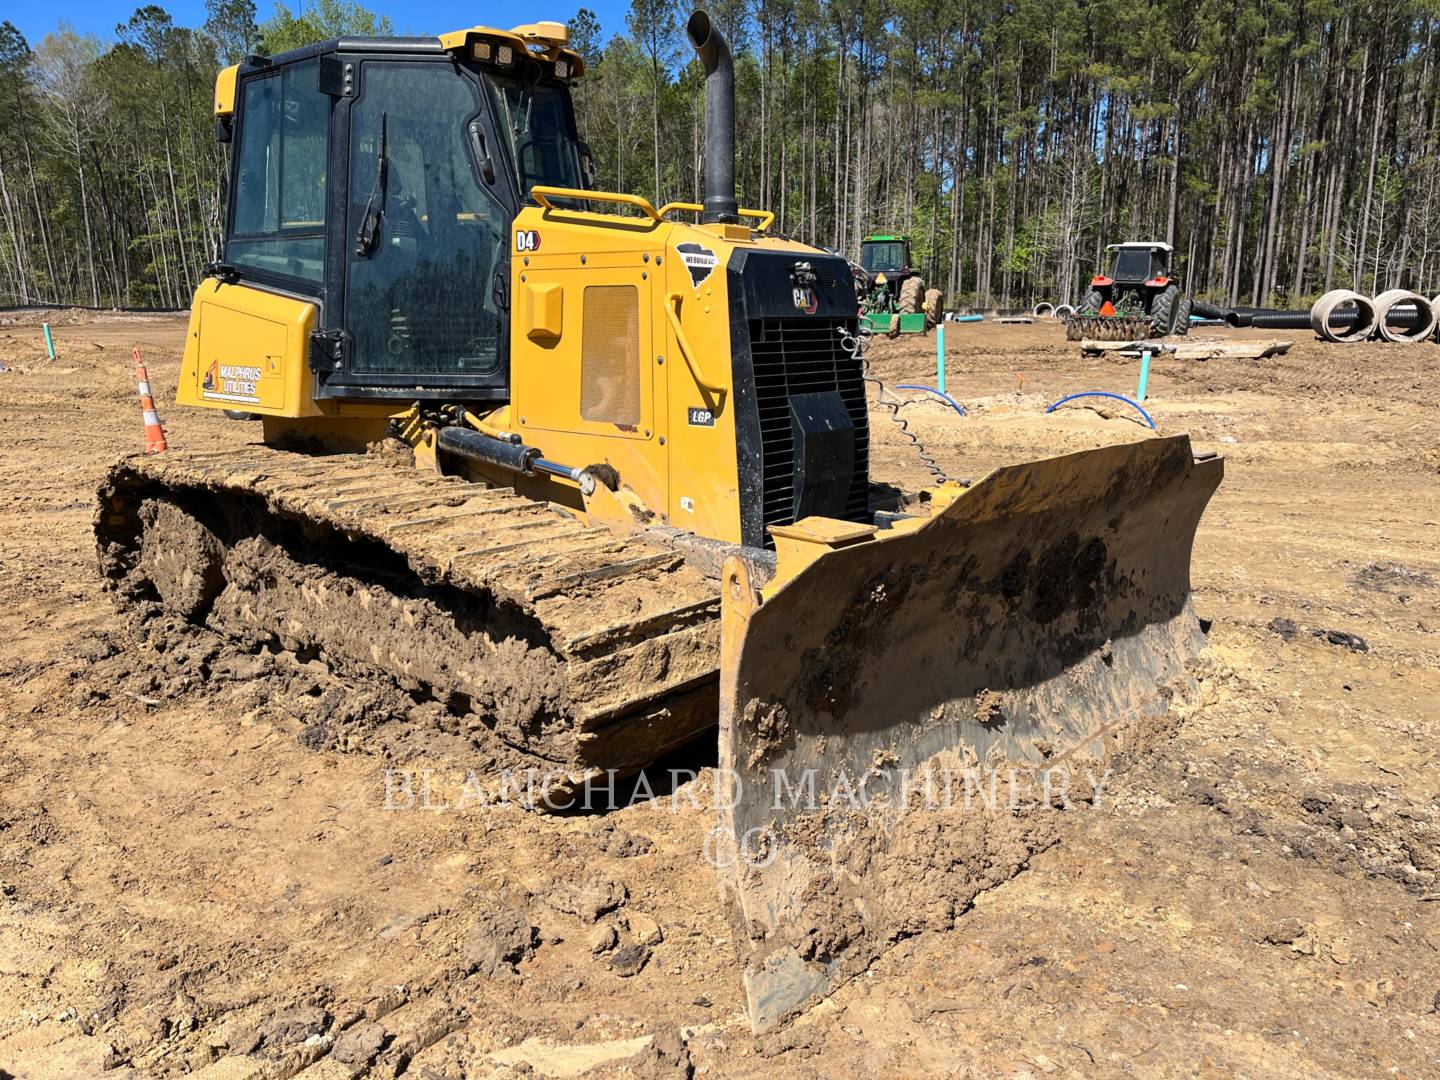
<box><xmin>899</xmin><ymin>276</ymin><xmax>924</xmax><ymax>315</ymax></box>
<box><xmin>1080</xmin><ymin>288</ymin><xmax>1105</xmax><ymax>315</ymax></box>
<box><xmin>923</xmin><ymin>288</ymin><xmax>944</xmax><ymax>329</ymax></box>
<box><xmin>1148</xmin><ymin>284</ymin><xmax>1181</xmax><ymax>336</ymax></box>
<box><xmin>1172</xmin><ymin>294</ymin><xmax>1193</xmax><ymax>337</ymax></box>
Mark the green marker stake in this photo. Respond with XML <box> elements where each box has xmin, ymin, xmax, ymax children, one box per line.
<box><xmin>936</xmin><ymin>324</ymin><xmax>946</xmax><ymax>395</ymax></box>
<box><xmin>42</xmin><ymin>322</ymin><xmax>56</xmax><ymax>360</ymax></box>
<box><xmin>1136</xmin><ymin>348</ymin><xmax>1152</xmax><ymax>402</ymax></box>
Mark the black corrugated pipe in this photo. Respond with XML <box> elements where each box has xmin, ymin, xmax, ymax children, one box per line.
<box><xmin>1308</xmin><ymin>307</ymin><xmax>1425</xmax><ymax>327</ymax></box>
<box><xmin>1245</xmin><ymin>310</ymin><xmax>1316</xmax><ymax>330</ymax></box>
<box><xmin>1193</xmin><ymin>301</ymin><xmax>1426</xmax><ymax>331</ymax></box>
<box><xmin>686</xmin><ymin>11</ymin><xmax>739</xmax><ymax>225</ymax></box>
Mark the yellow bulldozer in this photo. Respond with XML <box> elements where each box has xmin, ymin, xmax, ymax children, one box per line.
<box><xmin>94</xmin><ymin>11</ymin><xmax>1222</xmax><ymax>1032</ymax></box>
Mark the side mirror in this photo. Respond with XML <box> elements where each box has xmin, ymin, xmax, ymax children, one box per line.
<box><xmin>578</xmin><ymin>140</ymin><xmax>598</xmax><ymax>189</ymax></box>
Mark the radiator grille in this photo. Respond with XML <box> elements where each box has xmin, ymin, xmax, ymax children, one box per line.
<box><xmin>580</xmin><ymin>285</ymin><xmax>641</xmax><ymax>426</ymax></box>
<box><xmin>748</xmin><ymin>317</ymin><xmax>870</xmax><ymax>542</ymax></box>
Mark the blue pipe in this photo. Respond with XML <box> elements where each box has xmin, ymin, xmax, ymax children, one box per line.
<box><xmin>948</xmin><ymin>313</ymin><xmax>984</xmax><ymax>322</ymax></box>
<box><xmin>1044</xmin><ymin>391</ymin><xmax>1155</xmax><ymax>429</ymax></box>
<box><xmin>42</xmin><ymin>322</ymin><xmax>56</xmax><ymax>360</ymax></box>
<box><xmin>936</xmin><ymin>324</ymin><xmax>946</xmax><ymax>394</ymax></box>
<box><xmin>1136</xmin><ymin>349</ymin><xmax>1152</xmax><ymax>402</ymax></box>
<box><xmin>896</xmin><ymin>384</ymin><xmax>967</xmax><ymax>416</ymax></box>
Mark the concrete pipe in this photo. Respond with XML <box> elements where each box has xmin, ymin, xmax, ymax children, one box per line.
<box><xmin>1310</xmin><ymin>289</ymin><xmax>1377</xmax><ymax>343</ymax></box>
<box><xmin>1032</xmin><ymin>302</ymin><xmax>1056</xmax><ymax>318</ymax></box>
<box><xmin>1054</xmin><ymin>303</ymin><xmax>1076</xmax><ymax>318</ymax></box>
<box><xmin>1372</xmin><ymin>289</ymin><xmax>1436</xmax><ymax>343</ymax></box>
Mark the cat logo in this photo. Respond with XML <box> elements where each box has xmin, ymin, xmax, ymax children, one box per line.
<box><xmin>516</xmin><ymin>229</ymin><xmax>541</xmax><ymax>253</ymax></box>
<box><xmin>792</xmin><ymin>287</ymin><xmax>818</xmax><ymax>314</ymax></box>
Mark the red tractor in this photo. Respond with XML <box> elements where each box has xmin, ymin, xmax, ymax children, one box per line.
<box><xmin>1078</xmin><ymin>241</ymin><xmax>1191</xmax><ymax>337</ymax></box>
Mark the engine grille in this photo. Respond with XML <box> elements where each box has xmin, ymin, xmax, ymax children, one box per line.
<box><xmin>748</xmin><ymin>316</ymin><xmax>870</xmax><ymax>543</ymax></box>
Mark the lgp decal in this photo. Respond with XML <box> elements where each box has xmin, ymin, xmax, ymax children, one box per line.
<box><xmin>687</xmin><ymin>406</ymin><xmax>716</xmax><ymax>427</ymax></box>
<box><xmin>516</xmin><ymin>229</ymin><xmax>541</xmax><ymax>253</ymax></box>
<box><xmin>677</xmin><ymin>243</ymin><xmax>718</xmax><ymax>287</ymax></box>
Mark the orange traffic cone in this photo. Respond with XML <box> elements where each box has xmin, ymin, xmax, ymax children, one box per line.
<box><xmin>133</xmin><ymin>348</ymin><xmax>168</xmax><ymax>453</ymax></box>
<box><xmin>1098</xmin><ymin>300</ymin><xmax>1116</xmax><ymax>318</ymax></box>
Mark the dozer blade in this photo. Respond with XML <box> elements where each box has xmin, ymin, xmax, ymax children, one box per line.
<box><xmin>715</xmin><ymin>434</ymin><xmax>1222</xmax><ymax>1032</ymax></box>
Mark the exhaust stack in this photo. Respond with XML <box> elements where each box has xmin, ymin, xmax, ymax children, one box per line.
<box><xmin>686</xmin><ymin>11</ymin><xmax>738</xmax><ymax>225</ymax></box>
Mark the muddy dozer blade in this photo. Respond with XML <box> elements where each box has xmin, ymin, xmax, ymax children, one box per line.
<box><xmin>715</xmin><ymin>435</ymin><xmax>1222</xmax><ymax>1032</ymax></box>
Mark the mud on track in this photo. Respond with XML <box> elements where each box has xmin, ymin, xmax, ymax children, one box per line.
<box><xmin>0</xmin><ymin>311</ymin><xmax>1437</xmax><ymax>1077</ymax></box>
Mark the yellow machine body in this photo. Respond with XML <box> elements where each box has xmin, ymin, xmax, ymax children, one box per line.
<box><xmin>178</xmin><ymin>191</ymin><xmax>809</xmax><ymax>545</ymax></box>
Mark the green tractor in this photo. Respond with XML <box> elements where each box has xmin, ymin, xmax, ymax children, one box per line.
<box><xmin>1068</xmin><ymin>241</ymin><xmax>1192</xmax><ymax>341</ymax></box>
<box><xmin>855</xmin><ymin>234</ymin><xmax>943</xmax><ymax>335</ymax></box>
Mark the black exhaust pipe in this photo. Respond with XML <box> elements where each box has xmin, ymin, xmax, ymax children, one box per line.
<box><xmin>687</xmin><ymin>11</ymin><xmax>738</xmax><ymax>225</ymax></box>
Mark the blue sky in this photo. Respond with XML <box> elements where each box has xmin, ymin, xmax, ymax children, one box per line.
<box><xmin>7</xmin><ymin>0</ymin><xmax>629</xmax><ymax>48</ymax></box>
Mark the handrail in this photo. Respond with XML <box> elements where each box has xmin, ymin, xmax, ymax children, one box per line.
<box><xmin>657</xmin><ymin>201</ymin><xmax>775</xmax><ymax>232</ymax></box>
<box><xmin>530</xmin><ymin>186</ymin><xmax>662</xmax><ymax>222</ymax></box>
<box><xmin>528</xmin><ymin>189</ymin><xmax>776</xmax><ymax>231</ymax></box>
<box><xmin>738</xmin><ymin>208</ymin><xmax>775</xmax><ymax>231</ymax></box>
<box><xmin>665</xmin><ymin>292</ymin><xmax>726</xmax><ymax>396</ymax></box>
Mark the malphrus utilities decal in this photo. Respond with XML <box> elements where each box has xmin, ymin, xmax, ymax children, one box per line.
<box><xmin>201</xmin><ymin>358</ymin><xmax>263</xmax><ymax>404</ymax></box>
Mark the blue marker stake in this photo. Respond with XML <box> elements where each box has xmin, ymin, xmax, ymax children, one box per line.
<box><xmin>1136</xmin><ymin>348</ymin><xmax>1152</xmax><ymax>402</ymax></box>
<box><xmin>42</xmin><ymin>322</ymin><xmax>56</xmax><ymax>360</ymax></box>
<box><xmin>936</xmin><ymin>324</ymin><xmax>946</xmax><ymax>395</ymax></box>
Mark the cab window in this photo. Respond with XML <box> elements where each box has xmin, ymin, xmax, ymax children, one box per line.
<box><xmin>345</xmin><ymin>61</ymin><xmax>508</xmax><ymax>377</ymax></box>
<box><xmin>228</xmin><ymin>59</ymin><xmax>329</xmax><ymax>284</ymax></box>
<box><xmin>487</xmin><ymin>77</ymin><xmax>582</xmax><ymax>198</ymax></box>
<box><xmin>861</xmin><ymin>242</ymin><xmax>906</xmax><ymax>273</ymax></box>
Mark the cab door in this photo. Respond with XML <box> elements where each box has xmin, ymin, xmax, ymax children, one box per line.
<box><xmin>318</xmin><ymin>55</ymin><xmax>516</xmax><ymax>400</ymax></box>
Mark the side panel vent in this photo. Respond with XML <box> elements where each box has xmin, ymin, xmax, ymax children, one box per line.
<box><xmin>580</xmin><ymin>285</ymin><xmax>641</xmax><ymax>426</ymax></box>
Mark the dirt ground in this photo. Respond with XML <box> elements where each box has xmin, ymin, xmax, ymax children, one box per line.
<box><xmin>0</xmin><ymin>309</ymin><xmax>1437</xmax><ymax>1079</ymax></box>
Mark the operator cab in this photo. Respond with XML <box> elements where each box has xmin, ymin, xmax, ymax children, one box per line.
<box><xmin>860</xmin><ymin>235</ymin><xmax>909</xmax><ymax>275</ymax></box>
<box><xmin>213</xmin><ymin>24</ymin><xmax>590</xmax><ymax>401</ymax></box>
<box><xmin>1104</xmin><ymin>241</ymin><xmax>1172</xmax><ymax>285</ymax></box>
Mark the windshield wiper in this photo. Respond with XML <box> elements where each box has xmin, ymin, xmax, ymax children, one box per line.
<box><xmin>354</xmin><ymin>112</ymin><xmax>388</xmax><ymax>257</ymax></box>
